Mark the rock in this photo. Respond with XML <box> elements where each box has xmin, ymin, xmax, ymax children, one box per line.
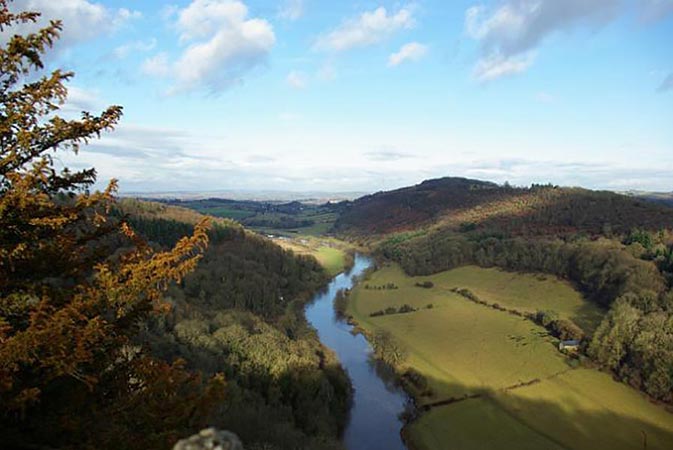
<box><xmin>173</xmin><ymin>428</ymin><xmax>243</xmax><ymax>450</ymax></box>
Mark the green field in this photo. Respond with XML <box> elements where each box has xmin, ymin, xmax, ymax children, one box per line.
<box><xmin>191</xmin><ymin>206</ymin><xmax>255</xmax><ymax>221</ymax></box>
<box><xmin>182</xmin><ymin>200</ymin><xmax>339</xmax><ymax>236</ymax></box>
<box><xmin>348</xmin><ymin>264</ymin><xmax>673</xmax><ymax>450</ymax></box>
<box><xmin>354</xmin><ymin>265</ymin><xmax>603</xmax><ymax>334</ymax></box>
<box><xmin>312</xmin><ymin>246</ymin><xmax>346</xmax><ymax>276</ymax></box>
<box><xmin>253</xmin><ymin>211</ymin><xmax>339</xmax><ymax>236</ymax></box>
<box><xmin>275</xmin><ymin>237</ymin><xmax>349</xmax><ymax>276</ymax></box>
<box><xmin>424</xmin><ymin>265</ymin><xmax>604</xmax><ymax>333</ymax></box>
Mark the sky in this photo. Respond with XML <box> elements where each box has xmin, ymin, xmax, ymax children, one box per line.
<box><xmin>5</xmin><ymin>0</ymin><xmax>673</xmax><ymax>194</ymax></box>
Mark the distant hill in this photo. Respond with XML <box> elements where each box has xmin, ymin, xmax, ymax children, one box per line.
<box><xmin>335</xmin><ymin>177</ymin><xmax>502</xmax><ymax>234</ymax></box>
<box><xmin>122</xmin><ymin>189</ymin><xmax>366</xmax><ymax>204</ymax></box>
<box><xmin>336</xmin><ymin>178</ymin><xmax>673</xmax><ymax>407</ymax></box>
<box><xmin>335</xmin><ymin>177</ymin><xmax>673</xmax><ymax>237</ymax></box>
<box><xmin>624</xmin><ymin>191</ymin><xmax>673</xmax><ymax>209</ymax></box>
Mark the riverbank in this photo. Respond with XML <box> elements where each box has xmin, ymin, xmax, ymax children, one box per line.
<box><xmin>304</xmin><ymin>255</ymin><xmax>410</xmax><ymax>450</ymax></box>
<box><xmin>346</xmin><ymin>263</ymin><xmax>673</xmax><ymax>450</ymax></box>
<box><xmin>273</xmin><ymin>236</ymin><xmax>357</xmax><ymax>276</ymax></box>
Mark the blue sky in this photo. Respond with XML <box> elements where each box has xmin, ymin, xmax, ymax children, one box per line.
<box><xmin>7</xmin><ymin>0</ymin><xmax>673</xmax><ymax>193</ymax></box>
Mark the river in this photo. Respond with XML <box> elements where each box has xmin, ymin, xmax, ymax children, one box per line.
<box><xmin>305</xmin><ymin>254</ymin><xmax>409</xmax><ymax>450</ymax></box>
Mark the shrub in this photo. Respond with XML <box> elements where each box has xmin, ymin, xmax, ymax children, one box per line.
<box><xmin>551</xmin><ymin>319</ymin><xmax>585</xmax><ymax>341</ymax></box>
<box><xmin>535</xmin><ymin>310</ymin><xmax>559</xmax><ymax>328</ymax></box>
<box><xmin>371</xmin><ymin>329</ymin><xmax>407</xmax><ymax>366</ymax></box>
<box><xmin>404</xmin><ymin>368</ymin><xmax>428</xmax><ymax>390</ymax></box>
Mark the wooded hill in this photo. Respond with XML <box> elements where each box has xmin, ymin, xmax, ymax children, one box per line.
<box><xmin>335</xmin><ymin>177</ymin><xmax>673</xmax><ymax>405</ymax></box>
<box><xmin>633</xmin><ymin>192</ymin><xmax>673</xmax><ymax>209</ymax></box>
<box><xmin>335</xmin><ymin>177</ymin><xmax>673</xmax><ymax>237</ymax></box>
<box><xmin>116</xmin><ymin>199</ymin><xmax>350</xmax><ymax>450</ymax></box>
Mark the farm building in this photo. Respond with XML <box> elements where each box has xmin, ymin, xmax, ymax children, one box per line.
<box><xmin>558</xmin><ymin>340</ymin><xmax>580</xmax><ymax>351</ymax></box>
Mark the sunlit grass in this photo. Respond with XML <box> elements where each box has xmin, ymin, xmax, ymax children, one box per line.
<box><xmin>349</xmin><ymin>264</ymin><xmax>673</xmax><ymax>450</ymax></box>
<box><xmin>275</xmin><ymin>237</ymin><xmax>349</xmax><ymax>276</ymax></box>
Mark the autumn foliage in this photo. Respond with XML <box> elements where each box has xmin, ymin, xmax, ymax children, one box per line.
<box><xmin>0</xmin><ymin>2</ymin><xmax>224</xmax><ymax>448</ymax></box>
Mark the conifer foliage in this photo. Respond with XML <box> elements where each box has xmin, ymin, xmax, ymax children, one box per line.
<box><xmin>0</xmin><ymin>2</ymin><xmax>223</xmax><ymax>448</ymax></box>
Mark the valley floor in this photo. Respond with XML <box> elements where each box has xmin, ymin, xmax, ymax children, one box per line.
<box><xmin>273</xmin><ymin>236</ymin><xmax>353</xmax><ymax>276</ymax></box>
<box><xmin>347</xmin><ymin>265</ymin><xmax>673</xmax><ymax>450</ymax></box>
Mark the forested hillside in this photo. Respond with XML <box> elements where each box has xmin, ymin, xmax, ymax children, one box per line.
<box><xmin>116</xmin><ymin>199</ymin><xmax>350</xmax><ymax>449</ymax></box>
<box><xmin>634</xmin><ymin>192</ymin><xmax>673</xmax><ymax>209</ymax></box>
<box><xmin>336</xmin><ymin>177</ymin><xmax>673</xmax><ymax>237</ymax></box>
<box><xmin>0</xmin><ymin>4</ymin><xmax>350</xmax><ymax>446</ymax></box>
<box><xmin>337</xmin><ymin>177</ymin><xmax>673</xmax><ymax>404</ymax></box>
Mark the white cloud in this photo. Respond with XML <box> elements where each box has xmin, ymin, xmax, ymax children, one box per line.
<box><xmin>315</xmin><ymin>6</ymin><xmax>415</xmax><ymax>52</ymax></box>
<box><xmin>286</xmin><ymin>70</ymin><xmax>307</xmax><ymax>89</ymax></box>
<box><xmin>59</xmin><ymin>86</ymin><xmax>103</xmax><ymax>116</ymax></box>
<box><xmin>278</xmin><ymin>0</ymin><xmax>305</xmax><ymax>21</ymax></box>
<box><xmin>365</xmin><ymin>148</ymin><xmax>414</xmax><ymax>161</ymax></box>
<box><xmin>113</xmin><ymin>38</ymin><xmax>157</xmax><ymax>59</ymax></box>
<box><xmin>474</xmin><ymin>52</ymin><xmax>535</xmax><ymax>81</ymax></box>
<box><xmin>160</xmin><ymin>5</ymin><xmax>180</xmax><ymax>21</ymax></box>
<box><xmin>388</xmin><ymin>42</ymin><xmax>428</xmax><ymax>67</ymax></box>
<box><xmin>142</xmin><ymin>0</ymin><xmax>275</xmax><ymax>94</ymax></box>
<box><xmin>176</xmin><ymin>0</ymin><xmax>248</xmax><ymax>42</ymax></box>
<box><xmin>6</xmin><ymin>0</ymin><xmax>140</xmax><ymax>49</ymax></box>
<box><xmin>284</xmin><ymin>65</ymin><xmax>337</xmax><ymax>90</ymax></box>
<box><xmin>141</xmin><ymin>53</ymin><xmax>171</xmax><ymax>77</ymax></box>
<box><xmin>465</xmin><ymin>0</ymin><xmax>619</xmax><ymax>81</ymax></box>
<box><xmin>113</xmin><ymin>8</ymin><xmax>142</xmax><ymax>27</ymax></box>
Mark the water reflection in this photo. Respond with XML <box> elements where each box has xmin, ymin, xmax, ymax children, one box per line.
<box><xmin>305</xmin><ymin>255</ymin><xmax>409</xmax><ymax>450</ymax></box>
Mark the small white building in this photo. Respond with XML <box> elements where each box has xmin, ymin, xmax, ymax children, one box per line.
<box><xmin>559</xmin><ymin>340</ymin><xmax>580</xmax><ymax>351</ymax></box>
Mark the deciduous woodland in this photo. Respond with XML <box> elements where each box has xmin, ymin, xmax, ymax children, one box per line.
<box><xmin>0</xmin><ymin>4</ymin><xmax>348</xmax><ymax>449</ymax></box>
<box><xmin>338</xmin><ymin>178</ymin><xmax>673</xmax><ymax>404</ymax></box>
<box><xmin>2</xmin><ymin>2</ymin><xmax>673</xmax><ymax>450</ymax></box>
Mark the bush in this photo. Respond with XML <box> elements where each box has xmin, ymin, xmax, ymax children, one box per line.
<box><xmin>535</xmin><ymin>310</ymin><xmax>559</xmax><ymax>328</ymax></box>
<box><xmin>404</xmin><ymin>368</ymin><xmax>428</xmax><ymax>390</ymax></box>
<box><xmin>551</xmin><ymin>319</ymin><xmax>585</xmax><ymax>341</ymax></box>
<box><xmin>398</xmin><ymin>304</ymin><xmax>416</xmax><ymax>314</ymax></box>
<box><xmin>415</xmin><ymin>281</ymin><xmax>434</xmax><ymax>289</ymax></box>
<box><xmin>371</xmin><ymin>329</ymin><xmax>407</xmax><ymax>366</ymax></box>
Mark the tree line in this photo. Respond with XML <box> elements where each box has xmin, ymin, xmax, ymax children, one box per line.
<box><xmin>379</xmin><ymin>228</ymin><xmax>673</xmax><ymax>403</ymax></box>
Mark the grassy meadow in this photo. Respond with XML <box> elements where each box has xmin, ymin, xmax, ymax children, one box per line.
<box><xmin>274</xmin><ymin>237</ymin><xmax>350</xmax><ymax>276</ymax></box>
<box><xmin>348</xmin><ymin>264</ymin><xmax>673</xmax><ymax>450</ymax></box>
<box><xmin>427</xmin><ymin>266</ymin><xmax>604</xmax><ymax>333</ymax></box>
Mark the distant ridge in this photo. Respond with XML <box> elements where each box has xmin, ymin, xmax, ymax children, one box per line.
<box><xmin>119</xmin><ymin>189</ymin><xmax>368</xmax><ymax>204</ymax></box>
<box><xmin>335</xmin><ymin>176</ymin><xmax>673</xmax><ymax>236</ymax></box>
<box><xmin>622</xmin><ymin>191</ymin><xmax>673</xmax><ymax>208</ymax></box>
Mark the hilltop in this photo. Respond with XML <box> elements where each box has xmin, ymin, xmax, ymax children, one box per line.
<box><xmin>335</xmin><ymin>177</ymin><xmax>673</xmax><ymax>237</ymax></box>
<box><xmin>333</xmin><ymin>176</ymin><xmax>673</xmax><ymax>412</ymax></box>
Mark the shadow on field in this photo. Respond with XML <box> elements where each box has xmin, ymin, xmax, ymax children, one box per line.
<box><xmin>569</xmin><ymin>300</ymin><xmax>606</xmax><ymax>335</ymax></box>
<box><xmin>405</xmin><ymin>375</ymin><xmax>673</xmax><ymax>450</ymax></box>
